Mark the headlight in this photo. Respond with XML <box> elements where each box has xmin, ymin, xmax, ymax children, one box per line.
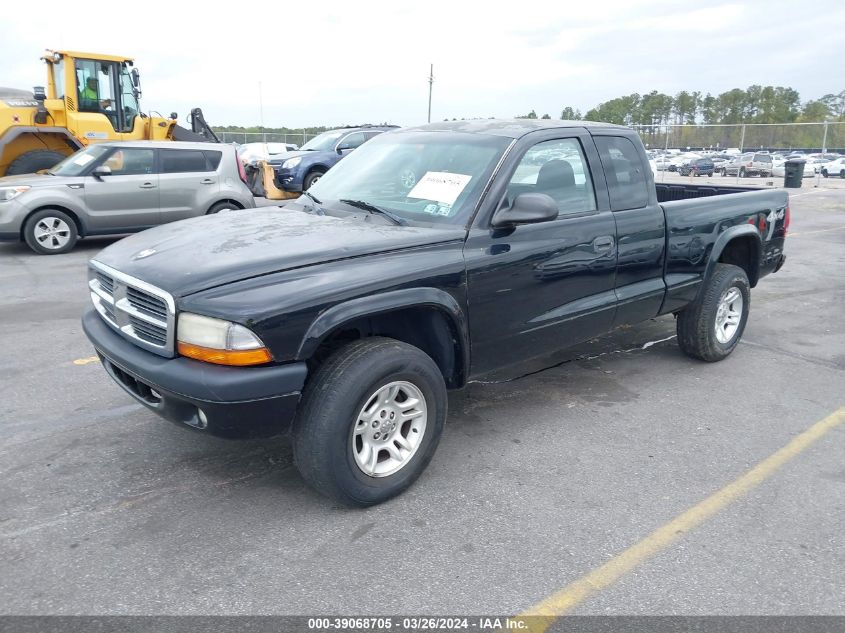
<box><xmin>0</xmin><ymin>186</ymin><xmax>30</xmax><ymax>201</ymax></box>
<box><xmin>281</xmin><ymin>157</ymin><xmax>301</xmax><ymax>169</ymax></box>
<box><xmin>177</xmin><ymin>312</ymin><xmax>272</xmax><ymax>366</ymax></box>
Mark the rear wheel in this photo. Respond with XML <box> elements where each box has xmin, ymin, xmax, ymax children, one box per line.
<box><xmin>840</xmin><ymin>169</ymin><xmax>845</xmax><ymax>179</ymax></box>
<box><xmin>821</xmin><ymin>169</ymin><xmax>828</xmax><ymax>178</ymax></box>
<box><xmin>206</xmin><ymin>201</ymin><xmax>242</xmax><ymax>214</ymax></box>
<box><xmin>293</xmin><ymin>337</ymin><xmax>447</xmax><ymax>506</ymax></box>
<box><xmin>6</xmin><ymin>150</ymin><xmax>67</xmax><ymax>176</ymax></box>
<box><xmin>303</xmin><ymin>169</ymin><xmax>325</xmax><ymax>191</ymax></box>
<box><xmin>23</xmin><ymin>209</ymin><xmax>78</xmax><ymax>255</ymax></box>
<box><xmin>677</xmin><ymin>263</ymin><xmax>750</xmax><ymax>362</ymax></box>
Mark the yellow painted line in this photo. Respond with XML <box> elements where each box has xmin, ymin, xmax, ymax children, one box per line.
<box><xmin>517</xmin><ymin>406</ymin><xmax>845</xmax><ymax>632</ymax></box>
<box><xmin>788</xmin><ymin>225</ymin><xmax>845</xmax><ymax>237</ymax></box>
<box><xmin>72</xmin><ymin>356</ymin><xmax>100</xmax><ymax>365</ymax></box>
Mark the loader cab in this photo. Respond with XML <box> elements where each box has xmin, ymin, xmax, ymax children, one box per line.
<box><xmin>44</xmin><ymin>51</ymin><xmax>142</xmax><ymax>139</ymax></box>
<box><xmin>73</xmin><ymin>59</ymin><xmax>140</xmax><ymax>134</ymax></box>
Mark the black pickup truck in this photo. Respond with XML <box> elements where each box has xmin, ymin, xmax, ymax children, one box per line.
<box><xmin>83</xmin><ymin>120</ymin><xmax>789</xmax><ymax>506</ymax></box>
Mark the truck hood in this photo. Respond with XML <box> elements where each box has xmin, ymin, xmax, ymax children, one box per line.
<box><xmin>266</xmin><ymin>150</ymin><xmax>316</xmax><ymax>165</ymax></box>
<box><xmin>93</xmin><ymin>207</ymin><xmax>466</xmax><ymax>298</ymax></box>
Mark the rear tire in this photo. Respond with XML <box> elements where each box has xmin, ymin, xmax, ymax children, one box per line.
<box><xmin>23</xmin><ymin>208</ymin><xmax>78</xmax><ymax>255</ymax></box>
<box><xmin>293</xmin><ymin>337</ymin><xmax>447</xmax><ymax>506</ymax></box>
<box><xmin>840</xmin><ymin>170</ymin><xmax>844</xmax><ymax>179</ymax></box>
<box><xmin>303</xmin><ymin>170</ymin><xmax>325</xmax><ymax>191</ymax></box>
<box><xmin>206</xmin><ymin>201</ymin><xmax>242</xmax><ymax>214</ymax></box>
<box><xmin>6</xmin><ymin>150</ymin><xmax>67</xmax><ymax>176</ymax></box>
<box><xmin>677</xmin><ymin>263</ymin><xmax>750</xmax><ymax>362</ymax></box>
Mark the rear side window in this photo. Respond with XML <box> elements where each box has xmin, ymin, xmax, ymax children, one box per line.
<box><xmin>160</xmin><ymin>149</ymin><xmax>213</xmax><ymax>173</ymax></box>
<box><xmin>755</xmin><ymin>154</ymin><xmax>772</xmax><ymax>163</ymax></box>
<box><xmin>203</xmin><ymin>150</ymin><xmax>222</xmax><ymax>169</ymax></box>
<box><xmin>594</xmin><ymin>136</ymin><xmax>649</xmax><ymax>210</ymax></box>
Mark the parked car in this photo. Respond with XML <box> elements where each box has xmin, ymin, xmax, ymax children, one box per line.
<box><xmin>772</xmin><ymin>160</ymin><xmax>815</xmax><ymax>179</ymax></box>
<box><xmin>720</xmin><ymin>152</ymin><xmax>773</xmax><ymax>177</ymax></box>
<box><xmin>268</xmin><ymin>125</ymin><xmax>398</xmax><ymax>193</ymax></box>
<box><xmin>710</xmin><ymin>156</ymin><xmax>730</xmax><ymax>170</ymax></box>
<box><xmin>820</xmin><ymin>157</ymin><xmax>845</xmax><ymax>178</ymax></box>
<box><xmin>679</xmin><ymin>157</ymin><xmax>715</xmax><ymax>176</ymax></box>
<box><xmin>0</xmin><ymin>141</ymin><xmax>255</xmax><ymax>254</ymax></box>
<box><xmin>238</xmin><ymin>142</ymin><xmax>299</xmax><ymax>164</ymax></box>
<box><xmin>82</xmin><ymin>119</ymin><xmax>789</xmax><ymax>505</ymax></box>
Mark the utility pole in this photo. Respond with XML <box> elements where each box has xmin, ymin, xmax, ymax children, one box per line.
<box><xmin>258</xmin><ymin>81</ymin><xmax>266</xmax><ymax>144</ymax></box>
<box><xmin>427</xmin><ymin>64</ymin><xmax>434</xmax><ymax>123</ymax></box>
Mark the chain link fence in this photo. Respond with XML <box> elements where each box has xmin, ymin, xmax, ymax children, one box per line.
<box><xmin>632</xmin><ymin>122</ymin><xmax>845</xmax><ymax>153</ymax></box>
<box><xmin>212</xmin><ymin>131</ymin><xmax>319</xmax><ymax>146</ymax></box>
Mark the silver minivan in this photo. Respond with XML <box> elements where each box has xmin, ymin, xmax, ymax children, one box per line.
<box><xmin>0</xmin><ymin>141</ymin><xmax>256</xmax><ymax>254</ymax></box>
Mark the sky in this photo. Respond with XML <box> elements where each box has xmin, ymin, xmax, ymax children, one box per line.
<box><xmin>0</xmin><ymin>1</ymin><xmax>842</xmax><ymax>130</ymax></box>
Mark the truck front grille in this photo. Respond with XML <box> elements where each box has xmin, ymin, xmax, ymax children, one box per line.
<box><xmin>88</xmin><ymin>261</ymin><xmax>176</xmax><ymax>357</ymax></box>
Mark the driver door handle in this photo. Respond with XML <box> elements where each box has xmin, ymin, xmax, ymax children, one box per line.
<box><xmin>201</xmin><ymin>178</ymin><xmax>215</xmax><ymax>184</ymax></box>
<box><xmin>592</xmin><ymin>236</ymin><xmax>615</xmax><ymax>253</ymax></box>
<box><xmin>139</xmin><ymin>182</ymin><xmax>156</xmax><ymax>189</ymax></box>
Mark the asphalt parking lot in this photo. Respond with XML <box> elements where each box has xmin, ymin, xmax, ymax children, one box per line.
<box><xmin>1</xmin><ymin>179</ymin><xmax>843</xmax><ymax>618</ymax></box>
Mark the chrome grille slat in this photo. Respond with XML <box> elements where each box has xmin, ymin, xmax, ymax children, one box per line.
<box><xmin>129</xmin><ymin>316</ymin><xmax>167</xmax><ymax>345</ymax></box>
<box><xmin>88</xmin><ymin>261</ymin><xmax>176</xmax><ymax>357</ymax></box>
<box><xmin>126</xmin><ymin>287</ymin><xmax>167</xmax><ymax>319</ymax></box>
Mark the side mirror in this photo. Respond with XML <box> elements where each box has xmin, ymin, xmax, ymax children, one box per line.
<box><xmin>491</xmin><ymin>192</ymin><xmax>559</xmax><ymax>228</ymax></box>
<box><xmin>169</xmin><ymin>112</ymin><xmax>178</xmax><ymax>120</ymax></box>
<box><xmin>92</xmin><ymin>165</ymin><xmax>112</xmax><ymax>179</ymax></box>
<box><xmin>131</xmin><ymin>68</ymin><xmax>141</xmax><ymax>88</ymax></box>
<box><xmin>336</xmin><ymin>144</ymin><xmax>351</xmax><ymax>154</ymax></box>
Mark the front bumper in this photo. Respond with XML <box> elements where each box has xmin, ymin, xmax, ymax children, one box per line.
<box><xmin>272</xmin><ymin>166</ymin><xmax>303</xmax><ymax>192</ymax></box>
<box><xmin>82</xmin><ymin>309</ymin><xmax>308</xmax><ymax>438</ymax></box>
<box><xmin>0</xmin><ymin>198</ymin><xmax>25</xmax><ymax>241</ymax></box>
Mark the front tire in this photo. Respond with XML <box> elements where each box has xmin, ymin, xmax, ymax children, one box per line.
<box><xmin>303</xmin><ymin>170</ymin><xmax>325</xmax><ymax>191</ymax></box>
<box><xmin>677</xmin><ymin>264</ymin><xmax>750</xmax><ymax>362</ymax></box>
<box><xmin>23</xmin><ymin>209</ymin><xmax>78</xmax><ymax>254</ymax></box>
<box><xmin>6</xmin><ymin>150</ymin><xmax>67</xmax><ymax>176</ymax></box>
<box><xmin>293</xmin><ymin>337</ymin><xmax>447</xmax><ymax>506</ymax></box>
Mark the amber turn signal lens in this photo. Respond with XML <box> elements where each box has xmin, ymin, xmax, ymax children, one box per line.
<box><xmin>177</xmin><ymin>342</ymin><xmax>273</xmax><ymax>366</ymax></box>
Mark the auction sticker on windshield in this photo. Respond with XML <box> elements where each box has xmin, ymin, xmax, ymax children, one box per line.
<box><xmin>407</xmin><ymin>172</ymin><xmax>471</xmax><ymax>205</ymax></box>
<box><xmin>74</xmin><ymin>154</ymin><xmax>96</xmax><ymax>166</ymax></box>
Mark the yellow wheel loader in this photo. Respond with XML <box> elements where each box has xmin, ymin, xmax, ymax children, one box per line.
<box><xmin>0</xmin><ymin>50</ymin><xmax>220</xmax><ymax>176</ymax></box>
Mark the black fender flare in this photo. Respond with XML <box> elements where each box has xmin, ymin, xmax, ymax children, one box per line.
<box><xmin>704</xmin><ymin>224</ymin><xmax>762</xmax><ymax>285</ymax></box>
<box><xmin>0</xmin><ymin>126</ymin><xmax>83</xmax><ymax>158</ymax></box>
<box><xmin>296</xmin><ymin>287</ymin><xmax>470</xmax><ymax>376</ymax></box>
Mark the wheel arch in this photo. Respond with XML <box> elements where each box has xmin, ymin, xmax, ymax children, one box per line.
<box><xmin>20</xmin><ymin>204</ymin><xmax>86</xmax><ymax>240</ymax></box>
<box><xmin>0</xmin><ymin>127</ymin><xmax>82</xmax><ymax>175</ymax></box>
<box><xmin>707</xmin><ymin>225</ymin><xmax>762</xmax><ymax>288</ymax></box>
<box><xmin>297</xmin><ymin>288</ymin><xmax>470</xmax><ymax>389</ymax></box>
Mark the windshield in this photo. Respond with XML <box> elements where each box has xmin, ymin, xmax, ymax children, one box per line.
<box><xmin>300</xmin><ymin>131</ymin><xmax>344</xmax><ymax>152</ymax></box>
<box><xmin>307</xmin><ymin>131</ymin><xmax>511</xmax><ymax>226</ymax></box>
<box><xmin>49</xmin><ymin>145</ymin><xmax>112</xmax><ymax>176</ymax></box>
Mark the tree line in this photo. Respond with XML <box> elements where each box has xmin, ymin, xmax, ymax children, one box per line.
<box><xmin>542</xmin><ymin>86</ymin><xmax>845</xmax><ymax>126</ymax></box>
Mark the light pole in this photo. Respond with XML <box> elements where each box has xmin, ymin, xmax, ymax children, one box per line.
<box><xmin>427</xmin><ymin>64</ymin><xmax>434</xmax><ymax>123</ymax></box>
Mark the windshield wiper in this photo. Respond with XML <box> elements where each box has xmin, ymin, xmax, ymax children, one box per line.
<box><xmin>340</xmin><ymin>199</ymin><xmax>407</xmax><ymax>226</ymax></box>
<box><xmin>301</xmin><ymin>190</ymin><xmax>326</xmax><ymax>215</ymax></box>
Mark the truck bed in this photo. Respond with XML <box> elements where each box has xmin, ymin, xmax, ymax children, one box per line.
<box><xmin>656</xmin><ymin>181</ymin><xmax>768</xmax><ymax>202</ymax></box>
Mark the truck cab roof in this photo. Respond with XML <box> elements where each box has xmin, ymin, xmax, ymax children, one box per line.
<box><xmin>400</xmin><ymin>119</ymin><xmax>629</xmax><ymax>139</ymax></box>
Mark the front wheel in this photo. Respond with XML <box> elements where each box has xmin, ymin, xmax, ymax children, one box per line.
<box><xmin>293</xmin><ymin>337</ymin><xmax>447</xmax><ymax>506</ymax></box>
<box><xmin>677</xmin><ymin>263</ymin><xmax>750</xmax><ymax>362</ymax></box>
<box><xmin>303</xmin><ymin>170</ymin><xmax>325</xmax><ymax>191</ymax></box>
<box><xmin>23</xmin><ymin>209</ymin><xmax>79</xmax><ymax>254</ymax></box>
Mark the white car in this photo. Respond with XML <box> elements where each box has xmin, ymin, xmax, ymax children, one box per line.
<box><xmin>238</xmin><ymin>142</ymin><xmax>299</xmax><ymax>164</ymax></box>
<box><xmin>772</xmin><ymin>160</ymin><xmax>815</xmax><ymax>178</ymax></box>
<box><xmin>821</xmin><ymin>157</ymin><xmax>845</xmax><ymax>178</ymax></box>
